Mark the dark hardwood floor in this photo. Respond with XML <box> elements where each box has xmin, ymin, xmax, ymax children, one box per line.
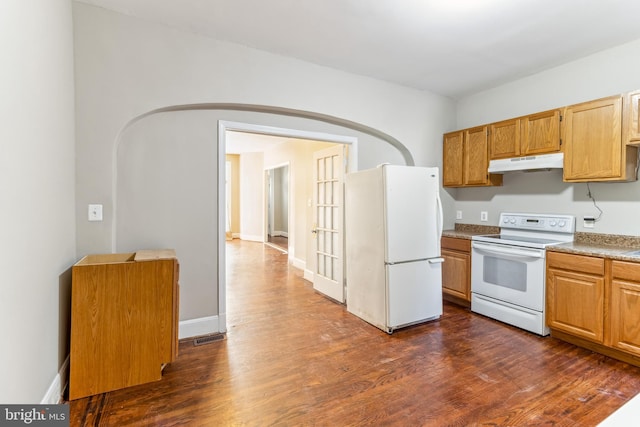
<box><xmin>69</xmin><ymin>240</ymin><xmax>640</xmax><ymax>426</ymax></box>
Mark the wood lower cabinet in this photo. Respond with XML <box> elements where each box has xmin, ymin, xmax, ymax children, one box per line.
<box><xmin>69</xmin><ymin>250</ymin><xmax>180</xmax><ymax>400</ymax></box>
<box><xmin>610</xmin><ymin>261</ymin><xmax>640</xmax><ymax>357</ymax></box>
<box><xmin>441</xmin><ymin>237</ymin><xmax>471</xmax><ymax>306</ymax></box>
<box><xmin>547</xmin><ymin>252</ymin><xmax>640</xmax><ymax>367</ymax></box>
<box><xmin>546</xmin><ymin>252</ymin><xmax>605</xmax><ymax>343</ymax></box>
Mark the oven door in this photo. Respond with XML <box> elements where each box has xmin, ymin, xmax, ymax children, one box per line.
<box><xmin>471</xmin><ymin>241</ymin><xmax>546</xmax><ymax>311</ymax></box>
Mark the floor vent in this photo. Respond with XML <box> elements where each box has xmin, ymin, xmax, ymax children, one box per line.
<box><xmin>193</xmin><ymin>334</ymin><xmax>225</xmax><ymax>346</ymax></box>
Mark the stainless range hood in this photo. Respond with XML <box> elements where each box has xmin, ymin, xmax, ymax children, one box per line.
<box><xmin>488</xmin><ymin>152</ymin><xmax>564</xmax><ymax>173</ymax></box>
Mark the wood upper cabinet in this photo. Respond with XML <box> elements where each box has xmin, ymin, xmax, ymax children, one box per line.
<box><xmin>546</xmin><ymin>252</ymin><xmax>605</xmax><ymax>344</ymax></box>
<box><xmin>443</xmin><ymin>127</ymin><xmax>502</xmax><ymax>188</ymax></box>
<box><xmin>521</xmin><ymin>109</ymin><xmax>561</xmax><ymax>156</ymax></box>
<box><xmin>441</xmin><ymin>237</ymin><xmax>471</xmax><ymax>305</ymax></box>
<box><xmin>489</xmin><ymin>118</ymin><xmax>520</xmax><ymax>159</ymax></box>
<box><xmin>624</xmin><ymin>89</ymin><xmax>640</xmax><ymax>145</ymax></box>
<box><xmin>610</xmin><ymin>261</ymin><xmax>640</xmax><ymax>357</ymax></box>
<box><xmin>489</xmin><ymin>110</ymin><xmax>561</xmax><ymax>160</ymax></box>
<box><xmin>563</xmin><ymin>95</ymin><xmax>637</xmax><ymax>182</ymax></box>
<box><xmin>443</xmin><ymin>131</ymin><xmax>464</xmax><ymax>186</ymax></box>
<box><xmin>464</xmin><ymin>126</ymin><xmax>491</xmax><ymax>185</ymax></box>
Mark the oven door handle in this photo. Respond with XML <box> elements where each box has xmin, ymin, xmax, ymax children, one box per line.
<box><xmin>472</xmin><ymin>242</ymin><xmax>544</xmax><ymax>259</ymax></box>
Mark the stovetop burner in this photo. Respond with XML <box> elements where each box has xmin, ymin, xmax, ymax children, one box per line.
<box><xmin>471</xmin><ymin>213</ymin><xmax>575</xmax><ymax>249</ymax></box>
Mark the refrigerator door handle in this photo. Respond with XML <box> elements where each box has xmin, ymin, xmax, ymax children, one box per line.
<box><xmin>435</xmin><ymin>192</ymin><xmax>443</xmax><ymax>239</ymax></box>
<box><xmin>428</xmin><ymin>257</ymin><xmax>445</xmax><ymax>264</ymax></box>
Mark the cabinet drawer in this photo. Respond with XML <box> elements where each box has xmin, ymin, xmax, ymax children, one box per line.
<box><xmin>441</xmin><ymin>236</ymin><xmax>470</xmax><ymax>252</ymax></box>
<box><xmin>612</xmin><ymin>260</ymin><xmax>640</xmax><ymax>282</ymax></box>
<box><xmin>547</xmin><ymin>251</ymin><xmax>604</xmax><ymax>275</ymax></box>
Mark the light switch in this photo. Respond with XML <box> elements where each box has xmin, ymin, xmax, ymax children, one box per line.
<box><xmin>88</xmin><ymin>204</ymin><xmax>103</xmax><ymax>221</ymax></box>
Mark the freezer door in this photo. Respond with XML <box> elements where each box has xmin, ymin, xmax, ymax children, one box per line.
<box><xmin>384</xmin><ymin>166</ymin><xmax>441</xmax><ymax>263</ymax></box>
<box><xmin>387</xmin><ymin>259</ymin><xmax>443</xmax><ymax>329</ymax></box>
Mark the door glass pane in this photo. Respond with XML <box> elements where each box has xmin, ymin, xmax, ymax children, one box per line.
<box><xmin>318</xmin><ymin>158</ymin><xmax>325</xmax><ymax>180</ymax></box>
<box><xmin>318</xmin><ymin>254</ymin><xmax>325</xmax><ymax>276</ymax></box>
<box><xmin>318</xmin><ymin>230</ymin><xmax>325</xmax><ymax>253</ymax></box>
<box><xmin>325</xmin><ymin>255</ymin><xmax>333</xmax><ymax>279</ymax></box>
<box><xmin>325</xmin><ymin>206</ymin><xmax>332</xmax><ymax>229</ymax></box>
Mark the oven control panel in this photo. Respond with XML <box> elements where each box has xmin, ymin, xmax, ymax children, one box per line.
<box><xmin>499</xmin><ymin>213</ymin><xmax>575</xmax><ymax>233</ymax></box>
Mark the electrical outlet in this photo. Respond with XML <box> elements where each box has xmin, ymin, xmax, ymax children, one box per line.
<box><xmin>583</xmin><ymin>216</ymin><xmax>595</xmax><ymax>229</ymax></box>
<box><xmin>456</xmin><ymin>210</ymin><xmax>463</xmax><ymax>220</ymax></box>
<box><xmin>480</xmin><ymin>211</ymin><xmax>488</xmax><ymax>222</ymax></box>
<box><xmin>88</xmin><ymin>204</ymin><xmax>103</xmax><ymax>221</ymax></box>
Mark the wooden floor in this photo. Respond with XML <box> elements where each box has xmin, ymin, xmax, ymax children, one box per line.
<box><xmin>69</xmin><ymin>240</ymin><xmax>640</xmax><ymax>426</ymax></box>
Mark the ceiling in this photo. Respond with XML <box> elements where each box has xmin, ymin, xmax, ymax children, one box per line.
<box><xmin>78</xmin><ymin>0</ymin><xmax>640</xmax><ymax>100</ymax></box>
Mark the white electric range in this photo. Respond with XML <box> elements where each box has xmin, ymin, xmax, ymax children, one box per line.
<box><xmin>470</xmin><ymin>212</ymin><xmax>575</xmax><ymax>336</ymax></box>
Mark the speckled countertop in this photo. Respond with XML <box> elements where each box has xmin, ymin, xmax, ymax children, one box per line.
<box><xmin>547</xmin><ymin>232</ymin><xmax>640</xmax><ymax>261</ymax></box>
<box><xmin>442</xmin><ymin>223</ymin><xmax>499</xmax><ymax>240</ymax></box>
<box><xmin>444</xmin><ymin>225</ymin><xmax>640</xmax><ymax>262</ymax></box>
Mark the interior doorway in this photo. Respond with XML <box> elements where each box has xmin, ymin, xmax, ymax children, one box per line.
<box><xmin>219</xmin><ymin>120</ymin><xmax>358</xmax><ymax>333</ymax></box>
<box><xmin>265</xmin><ymin>163</ymin><xmax>289</xmax><ymax>253</ymax></box>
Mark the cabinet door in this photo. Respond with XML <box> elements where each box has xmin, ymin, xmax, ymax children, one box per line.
<box><xmin>626</xmin><ymin>90</ymin><xmax>640</xmax><ymax>144</ymax></box>
<box><xmin>443</xmin><ymin>131</ymin><xmax>464</xmax><ymax>187</ymax></box>
<box><xmin>546</xmin><ymin>267</ymin><xmax>604</xmax><ymax>343</ymax></box>
<box><xmin>489</xmin><ymin>119</ymin><xmax>520</xmax><ymax>160</ymax></box>
<box><xmin>610</xmin><ymin>261</ymin><xmax>640</xmax><ymax>356</ymax></box>
<box><xmin>610</xmin><ymin>279</ymin><xmax>640</xmax><ymax>356</ymax></box>
<box><xmin>464</xmin><ymin>126</ymin><xmax>490</xmax><ymax>185</ymax></box>
<box><xmin>563</xmin><ymin>96</ymin><xmax>623</xmax><ymax>181</ymax></box>
<box><xmin>521</xmin><ymin>109</ymin><xmax>561</xmax><ymax>156</ymax></box>
<box><xmin>442</xmin><ymin>248</ymin><xmax>470</xmax><ymax>302</ymax></box>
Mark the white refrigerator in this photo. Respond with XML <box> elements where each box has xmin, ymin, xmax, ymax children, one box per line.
<box><xmin>345</xmin><ymin>164</ymin><xmax>444</xmax><ymax>333</ymax></box>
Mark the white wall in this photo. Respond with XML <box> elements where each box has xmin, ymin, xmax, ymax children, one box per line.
<box><xmin>0</xmin><ymin>0</ymin><xmax>76</xmax><ymax>403</ymax></box>
<box><xmin>454</xmin><ymin>38</ymin><xmax>640</xmax><ymax>235</ymax></box>
<box><xmin>240</xmin><ymin>152</ymin><xmax>265</xmax><ymax>241</ymax></box>
<box><xmin>72</xmin><ymin>3</ymin><xmax>455</xmax><ymax>331</ymax></box>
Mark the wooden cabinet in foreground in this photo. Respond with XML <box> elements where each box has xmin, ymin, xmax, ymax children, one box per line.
<box><xmin>69</xmin><ymin>249</ymin><xmax>180</xmax><ymax>400</ymax></box>
<box><xmin>441</xmin><ymin>237</ymin><xmax>471</xmax><ymax>307</ymax></box>
<box><xmin>562</xmin><ymin>95</ymin><xmax>638</xmax><ymax>182</ymax></box>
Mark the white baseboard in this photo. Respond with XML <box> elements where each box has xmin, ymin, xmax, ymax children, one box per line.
<box><xmin>41</xmin><ymin>356</ymin><xmax>69</xmax><ymax>404</ymax></box>
<box><xmin>40</xmin><ymin>318</ymin><xmax>223</xmax><ymax>404</ymax></box>
<box><xmin>303</xmin><ymin>269</ymin><xmax>313</xmax><ymax>282</ymax></box>
<box><xmin>239</xmin><ymin>233</ymin><xmax>263</xmax><ymax>242</ymax></box>
<box><xmin>291</xmin><ymin>256</ymin><xmax>305</xmax><ymax>271</ymax></box>
<box><xmin>179</xmin><ymin>315</ymin><xmax>224</xmax><ymax>339</ymax></box>
<box><xmin>273</xmin><ymin>230</ymin><xmax>288</xmax><ymax>238</ymax></box>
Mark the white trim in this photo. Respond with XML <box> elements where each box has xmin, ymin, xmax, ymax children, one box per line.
<box><xmin>179</xmin><ymin>315</ymin><xmax>222</xmax><ymax>339</ymax></box>
<box><xmin>239</xmin><ymin>233</ymin><xmax>263</xmax><ymax>242</ymax></box>
<box><xmin>303</xmin><ymin>268</ymin><xmax>314</xmax><ymax>283</ymax></box>
<box><xmin>41</xmin><ymin>356</ymin><xmax>69</xmax><ymax>404</ymax></box>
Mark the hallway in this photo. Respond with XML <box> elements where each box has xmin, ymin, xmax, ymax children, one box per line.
<box><xmin>70</xmin><ymin>240</ymin><xmax>640</xmax><ymax>426</ymax></box>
